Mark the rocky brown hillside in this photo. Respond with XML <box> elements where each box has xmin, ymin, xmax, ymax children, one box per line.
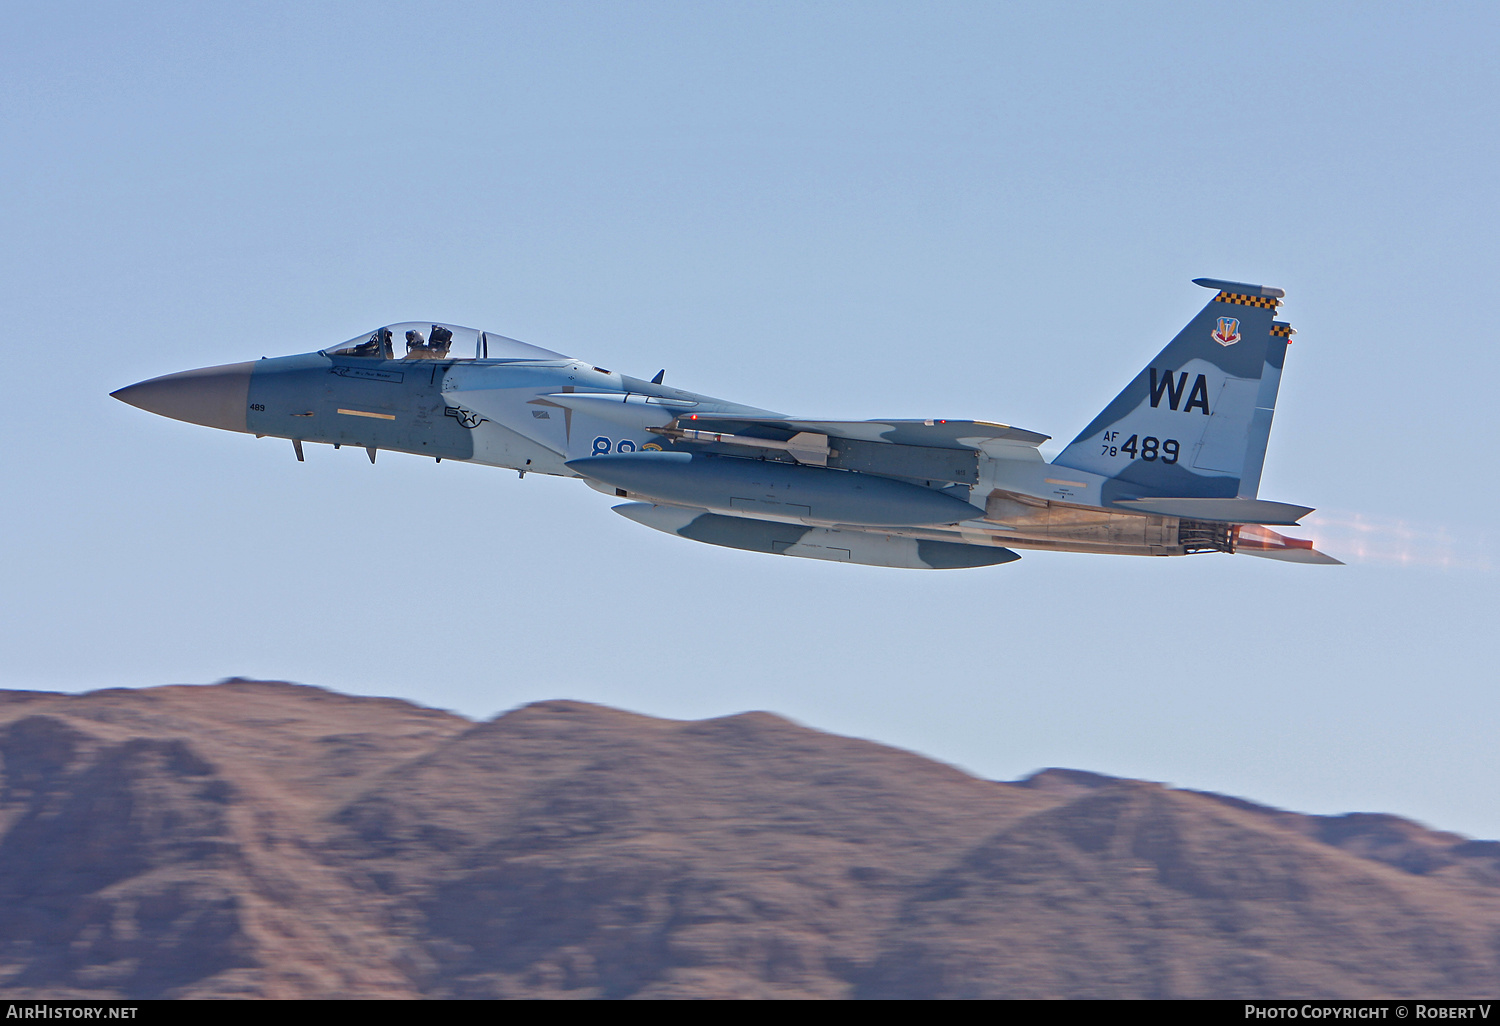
<box><xmin>0</xmin><ymin>680</ymin><xmax>1496</xmax><ymax>999</ymax></box>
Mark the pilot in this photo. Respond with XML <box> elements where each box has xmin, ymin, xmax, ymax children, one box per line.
<box><xmin>405</xmin><ymin>328</ymin><xmax>430</xmax><ymax>358</ymax></box>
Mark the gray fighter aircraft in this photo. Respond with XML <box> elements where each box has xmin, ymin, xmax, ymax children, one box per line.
<box><xmin>113</xmin><ymin>278</ymin><xmax>1339</xmax><ymax>569</ymax></box>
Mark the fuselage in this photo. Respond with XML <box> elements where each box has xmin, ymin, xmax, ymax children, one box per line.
<box><xmin>115</xmin><ymin>325</ymin><xmax>1211</xmax><ymax>562</ymax></box>
<box><xmin>114</xmin><ymin>301</ymin><xmax>1334</xmax><ymax>570</ymax></box>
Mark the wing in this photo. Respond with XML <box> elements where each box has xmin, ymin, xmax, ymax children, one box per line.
<box><xmin>614</xmin><ymin>502</ymin><xmax>1022</xmax><ymax>570</ymax></box>
<box><xmin>657</xmin><ymin>415</ymin><xmax>1050</xmax><ymax>480</ymax></box>
<box><xmin>672</xmin><ymin>415</ymin><xmax>1048</xmax><ymax>448</ymax></box>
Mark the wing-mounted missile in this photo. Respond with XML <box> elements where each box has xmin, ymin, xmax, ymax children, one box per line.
<box><xmin>614</xmin><ymin>503</ymin><xmax>1021</xmax><ymax>569</ymax></box>
<box><xmin>653</xmin><ymin>415</ymin><xmax>1050</xmax><ymax>485</ymax></box>
<box><xmin>652</xmin><ymin>425</ymin><xmax>834</xmax><ymax>465</ymax></box>
<box><xmin>661</xmin><ymin>415</ymin><xmax>1048</xmax><ymax>450</ymax></box>
<box><xmin>665</xmin><ymin>416</ymin><xmax>1049</xmax><ymax>448</ymax></box>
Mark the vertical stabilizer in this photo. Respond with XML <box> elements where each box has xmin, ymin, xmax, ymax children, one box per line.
<box><xmin>1051</xmin><ymin>278</ymin><xmax>1293</xmax><ymax>502</ymax></box>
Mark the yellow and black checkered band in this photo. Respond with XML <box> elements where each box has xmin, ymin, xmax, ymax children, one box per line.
<box><xmin>1270</xmin><ymin>323</ymin><xmax>1295</xmax><ymax>338</ymax></box>
<box><xmin>1214</xmin><ymin>291</ymin><xmax>1280</xmax><ymax>310</ymax></box>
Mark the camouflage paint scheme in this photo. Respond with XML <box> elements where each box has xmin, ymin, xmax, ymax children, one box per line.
<box><xmin>112</xmin><ymin>280</ymin><xmax>1338</xmax><ymax>569</ymax></box>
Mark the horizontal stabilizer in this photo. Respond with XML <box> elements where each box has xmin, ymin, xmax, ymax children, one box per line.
<box><xmin>1238</xmin><ymin>546</ymin><xmax>1344</xmax><ymax>565</ymax></box>
<box><xmin>1110</xmin><ymin>497</ymin><xmax>1314</xmax><ymax>525</ymax></box>
<box><xmin>1235</xmin><ymin>523</ymin><xmax>1342</xmax><ymax>563</ymax></box>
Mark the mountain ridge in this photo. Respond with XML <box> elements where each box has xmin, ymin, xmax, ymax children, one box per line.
<box><xmin>0</xmin><ymin>679</ymin><xmax>1494</xmax><ymax>999</ymax></box>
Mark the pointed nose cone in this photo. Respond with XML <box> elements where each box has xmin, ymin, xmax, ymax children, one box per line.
<box><xmin>112</xmin><ymin>362</ymin><xmax>255</xmax><ymax>433</ymax></box>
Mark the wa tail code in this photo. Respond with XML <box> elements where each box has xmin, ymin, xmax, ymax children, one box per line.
<box><xmin>1149</xmin><ymin>368</ymin><xmax>1211</xmax><ymax>415</ymax></box>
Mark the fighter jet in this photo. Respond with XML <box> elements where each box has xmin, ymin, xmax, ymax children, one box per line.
<box><xmin>112</xmin><ymin>278</ymin><xmax>1339</xmax><ymax>569</ymax></box>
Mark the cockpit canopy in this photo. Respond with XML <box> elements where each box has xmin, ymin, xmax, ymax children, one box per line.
<box><xmin>326</xmin><ymin>322</ymin><xmax>567</xmax><ymax>362</ymax></box>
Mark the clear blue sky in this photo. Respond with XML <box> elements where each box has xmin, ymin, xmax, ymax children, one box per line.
<box><xmin>3</xmin><ymin>2</ymin><xmax>1497</xmax><ymax>835</ymax></box>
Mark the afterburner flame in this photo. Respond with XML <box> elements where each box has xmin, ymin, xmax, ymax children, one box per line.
<box><xmin>1297</xmin><ymin>511</ymin><xmax>1490</xmax><ymax>570</ymax></box>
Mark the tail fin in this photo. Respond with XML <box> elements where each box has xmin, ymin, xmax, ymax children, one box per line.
<box><xmin>1052</xmin><ymin>277</ymin><xmax>1292</xmax><ymax>501</ymax></box>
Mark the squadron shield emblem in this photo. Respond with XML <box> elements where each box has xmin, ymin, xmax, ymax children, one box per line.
<box><xmin>1212</xmin><ymin>316</ymin><xmax>1241</xmax><ymax>346</ymax></box>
